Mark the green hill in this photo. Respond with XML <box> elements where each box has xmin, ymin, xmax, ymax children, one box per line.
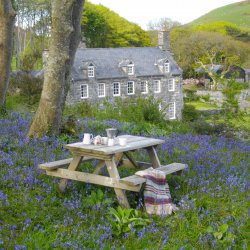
<box><xmin>189</xmin><ymin>1</ymin><xmax>250</xmax><ymax>29</ymax></box>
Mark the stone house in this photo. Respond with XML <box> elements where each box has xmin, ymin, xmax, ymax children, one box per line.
<box><xmin>66</xmin><ymin>32</ymin><xmax>184</xmax><ymax>120</ymax></box>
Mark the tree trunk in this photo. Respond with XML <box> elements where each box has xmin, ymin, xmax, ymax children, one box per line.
<box><xmin>0</xmin><ymin>0</ymin><xmax>16</xmax><ymax>107</ymax></box>
<box><xmin>28</xmin><ymin>0</ymin><xmax>84</xmax><ymax>137</ymax></box>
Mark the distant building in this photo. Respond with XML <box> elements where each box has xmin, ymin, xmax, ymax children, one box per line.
<box><xmin>50</xmin><ymin>32</ymin><xmax>184</xmax><ymax>120</ymax></box>
<box><xmin>196</xmin><ymin>64</ymin><xmax>249</xmax><ymax>84</ymax></box>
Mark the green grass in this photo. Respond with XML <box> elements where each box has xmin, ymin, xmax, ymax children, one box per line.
<box><xmin>189</xmin><ymin>1</ymin><xmax>250</xmax><ymax>29</ymax></box>
<box><xmin>185</xmin><ymin>101</ymin><xmax>219</xmax><ymax>110</ymax></box>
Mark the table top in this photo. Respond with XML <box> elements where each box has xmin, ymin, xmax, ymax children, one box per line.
<box><xmin>64</xmin><ymin>135</ymin><xmax>165</xmax><ymax>155</ymax></box>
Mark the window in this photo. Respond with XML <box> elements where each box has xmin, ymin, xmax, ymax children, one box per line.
<box><xmin>153</xmin><ymin>80</ymin><xmax>161</xmax><ymax>93</ymax></box>
<box><xmin>98</xmin><ymin>83</ymin><xmax>105</xmax><ymax>97</ymax></box>
<box><xmin>113</xmin><ymin>82</ymin><xmax>120</xmax><ymax>96</ymax></box>
<box><xmin>127</xmin><ymin>81</ymin><xmax>134</xmax><ymax>95</ymax></box>
<box><xmin>140</xmin><ymin>81</ymin><xmax>148</xmax><ymax>94</ymax></box>
<box><xmin>164</xmin><ymin>60</ymin><xmax>170</xmax><ymax>73</ymax></box>
<box><xmin>80</xmin><ymin>84</ymin><xmax>88</xmax><ymax>99</ymax></box>
<box><xmin>127</xmin><ymin>63</ymin><xmax>134</xmax><ymax>75</ymax></box>
<box><xmin>168</xmin><ymin>78</ymin><xmax>175</xmax><ymax>91</ymax></box>
<box><xmin>87</xmin><ymin>64</ymin><xmax>94</xmax><ymax>77</ymax></box>
<box><xmin>169</xmin><ymin>102</ymin><xmax>176</xmax><ymax>119</ymax></box>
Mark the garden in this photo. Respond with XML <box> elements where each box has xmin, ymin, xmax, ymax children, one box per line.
<box><xmin>0</xmin><ymin>110</ymin><xmax>249</xmax><ymax>249</ymax></box>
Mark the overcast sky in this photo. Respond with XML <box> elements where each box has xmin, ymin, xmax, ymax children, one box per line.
<box><xmin>89</xmin><ymin>0</ymin><xmax>243</xmax><ymax>29</ymax></box>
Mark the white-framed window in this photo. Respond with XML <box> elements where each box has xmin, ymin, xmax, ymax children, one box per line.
<box><xmin>127</xmin><ymin>62</ymin><xmax>134</xmax><ymax>75</ymax></box>
<box><xmin>153</xmin><ymin>80</ymin><xmax>161</xmax><ymax>93</ymax></box>
<box><xmin>80</xmin><ymin>84</ymin><xmax>88</xmax><ymax>99</ymax></box>
<box><xmin>127</xmin><ymin>81</ymin><xmax>134</xmax><ymax>95</ymax></box>
<box><xmin>164</xmin><ymin>60</ymin><xmax>170</xmax><ymax>73</ymax></box>
<box><xmin>140</xmin><ymin>81</ymin><xmax>148</xmax><ymax>94</ymax></box>
<box><xmin>169</xmin><ymin>102</ymin><xmax>176</xmax><ymax>120</ymax></box>
<box><xmin>113</xmin><ymin>82</ymin><xmax>120</xmax><ymax>96</ymax></box>
<box><xmin>168</xmin><ymin>78</ymin><xmax>175</xmax><ymax>91</ymax></box>
<box><xmin>98</xmin><ymin>83</ymin><xmax>105</xmax><ymax>97</ymax></box>
<box><xmin>87</xmin><ymin>64</ymin><xmax>94</xmax><ymax>77</ymax></box>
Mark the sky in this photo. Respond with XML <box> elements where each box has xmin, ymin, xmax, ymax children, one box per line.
<box><xmin>89</xmin><ymin>0</ymin><xmax>243</xmax><ymax>29</ymax></box>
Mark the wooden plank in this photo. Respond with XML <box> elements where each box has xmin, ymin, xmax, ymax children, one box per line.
<box><xmin>146</xmin><ymin>146</ymin><xmax>161</xmax><ymax>168</ymax></box>
<box><xmin>46</xmin><ymin>168</ymin><xmax>141</xmax><ymax>192</ymax></box>
<box><xmin>59</xmin><ymin>155</ymin><xmax>83</xmax><ymax>191</ymax></box>
<box><xmin>158</xmin><ymin>163</ymin><xmax>188</xmax><ymax>174</ymax></box>
<box><xmin>123</xmin><ymin>152</ymin><xmax>139</xmax><ymax>168</ymax></box>
<box><xmin>120</xmin><ymin>163</ymin><xmax>188</xmax><ymax>186</ymax></box>
<box><xmin>64</xmin><ymin>135</ymin><xmax>165</xmax><ymax>156</ymax></box>
<box><xmin>120</xmin><ymin>175</ymin><xmax>146</xmax><ymax>186</ymax></box>
<box><xmin>105</xmin><ymin>157</ymin><xmax>131</xmax><ymax>208</ymax></box>
<box><xmin>39</xmin><ymin>157</ymin><xmax>93</xmax><ymax>170</ymax></box>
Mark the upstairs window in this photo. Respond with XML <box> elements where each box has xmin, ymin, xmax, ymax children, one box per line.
<box><xmin>127</xmin><ymin>62</ymin><xmax>134</xmax><ymax>75</ymax></box>
<box><xmin>87</xmin><ymin>63</ymin><xmax>95</xmax><ymax>77</ymax></box>
<box><xmin>164</xmin><ymin>60</ymin><xmax>170</xmax><ymax>73</ymax></box>
<box><xmin>98</xmin><ymin>83</ymin><xmax>105</xmax><ymax>97</ymax></box>
<box><xmin>169</xmin><ymin>102</ymin><xmax>176</xmax><ymax>119</ymax></box>
<box><xmin>168</xmin><ymin>78</ymin><xmax>175</xmax><ymax>91</ymax></box>
<box><xmin>153</xmin><ymin>80</ymin><xmax>161</xmax><ymax>93</ymax></box>
<box><xmin>80</xmin><ymin>84</ymin><xmax>88</xmax><ymax>99</ymax></box>
<box><xmin>113</xmin><ymin>82</ymin><xmax>120</xmax><ymax>96</ymax></box>
<box><xmin>127</xmin><ymin>81</ymin><xmax>134</xmax><ymax>95</ymax></box>
<box><xmin>140</xmin><ymin>81</ymin><xmax>148</xmax><ymax>94</ymax></box>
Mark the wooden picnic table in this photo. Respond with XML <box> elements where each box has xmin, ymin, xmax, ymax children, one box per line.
<box><xmin>39</xmin><ymin>135</ymin><xmax>187</xmax><ymax>208</ymax></box>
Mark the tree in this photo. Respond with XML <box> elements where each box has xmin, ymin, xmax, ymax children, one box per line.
<box><xmin>0</xmin><ymin>0</ymin><xmax>16</xmax><ymax>108</ymax></box>
<box><xmin>147</xmin><ymin>17</ymin><xmax>181</xmax><ymax>31</ymax></box>
<box><xmin>81</xmin><ymin>1</ymin><xmax>151</xmax><ymax>48</ymax></box>
<box><xmin>28</xmin><ymin>0</ymin><xmax>84</xmax><ymax>137</ymax></box>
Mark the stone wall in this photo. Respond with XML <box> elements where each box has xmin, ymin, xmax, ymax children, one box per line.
<box><xmin>66</xmin><ymin>77</ymin><xmax>184</xmax><ymax>120</ymax></box>
<box><xmin>196</xmin><ymin>89</ymin><xmax>250</xmax><ymax>112</ymax></box>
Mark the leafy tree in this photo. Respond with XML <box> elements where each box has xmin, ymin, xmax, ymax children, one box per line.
<box><xmin>170</xmin><ymin>28</ymin><xmax>250</xmax><ymax>83</ymax></box>
<box><xmin>81</xmin><ymin>1</ymin><xmax>151</xmax><ymax>48</ymax></box>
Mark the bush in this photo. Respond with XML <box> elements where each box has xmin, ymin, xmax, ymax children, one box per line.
<box><xmin>182</xmin><ymin>104</ymin><xmax>199</xmax><ymax>122</ymax></box>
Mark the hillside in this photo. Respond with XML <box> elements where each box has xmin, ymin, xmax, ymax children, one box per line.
<box><xmin>189</xmin><ymin>1</ymin><xmax>250</xmax><ymax>29</ymax></box>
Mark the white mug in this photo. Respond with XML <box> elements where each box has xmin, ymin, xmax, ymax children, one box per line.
<box><xmin>83</xmin><ymin>133</ymin><xmax>93</xmax><ymax>144</ymax></box>
<box><xmin>102</xmin><ymin>137</ymin><xmax>108</xmax><ymax>145</ymax></box>
<box><xmin>108</xmin><ymin>138</ymin><xmax>115</xmax><ymax>146</ymax></box>
<box><xmin>119</xmin><ymin>138</ymin><xmax>127</xmax><ymax>146</ymax></box>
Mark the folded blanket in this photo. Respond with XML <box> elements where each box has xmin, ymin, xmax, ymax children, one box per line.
<box><xmin>135</xmin><ymin>167</ymin><xmax>179</xmax><ymax>216</ymax></box>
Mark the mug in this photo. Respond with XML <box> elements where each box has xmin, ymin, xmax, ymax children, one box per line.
<box><xmin>108</xmin><ymin>138</ymin><xmax>115</xmax><ymax>146</ymax></box>
<box><xmin>119</xmin><ymin>138</ymin><xmax>127</xmax><ymax>146</ymax></box>
<box><xmin>83</xmin><ymin>133</ymin><xmax>93</xmax><ymax>144</ymax></box>
<box><xmin>101</xmin><ymin>137</ymin><xmax>108</xmax><ymax>145</ymax></box>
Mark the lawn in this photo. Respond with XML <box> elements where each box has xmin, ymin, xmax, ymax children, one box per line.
<box><xmin>0</xmin><ymin>113</ymin><xmax>249</xmax><ymax>249</ymax></box>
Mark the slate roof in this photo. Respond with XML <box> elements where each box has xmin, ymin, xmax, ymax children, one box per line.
<box><xmin>71</xmin><ymin>47</ymin><xmax>182</xmax><ymax>81</ymax></box>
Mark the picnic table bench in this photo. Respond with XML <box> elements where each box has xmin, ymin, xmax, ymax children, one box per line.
<box><xmin>39</xmin><ymin>135</ymin><xmax>188</xmax><ymax>208</ymax></box>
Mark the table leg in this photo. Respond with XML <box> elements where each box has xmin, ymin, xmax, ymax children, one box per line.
<box><xmin>146</xmin><ymin>146</ymin><xmax>161</xmax><ymax>168</ymax></box>
<box><xmin>105</xmin><ymin>157</ymin><xmax>130</xmax><ymax>209</ymax></box>
<box><xmin>59</xmin><ymin>155</ymin><xmax>83</xmax><ymax>192</ymax></box>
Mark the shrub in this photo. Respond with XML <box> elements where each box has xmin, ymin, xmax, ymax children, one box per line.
<box><xmin>182</xmin><ymin>104</ymin><xmax>199</xmax><ymax>122</ymax></box>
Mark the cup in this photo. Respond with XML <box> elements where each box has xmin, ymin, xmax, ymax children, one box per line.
<box><xmin>93</xmin><ymin>135</ymin><xmax>102</xmax><ymax>145</ymax></box>
<box><xmin>101</xmin><ymin>137</ymin><xmax>108</xmax><ymax>145</ymax></box>
<box><xmin>119</xmin><ymin>138</ymin><xmax>127</xmax><ymax>146</ymax></box>
<box><xmin>83</xmin><ymin>133</ymin><xmax>93</xmax><ymax>144</ymax></box>
<box><xmin>108</xmin><ymin>138</ymin><xmax>115</xmax><ymax>146</ymax></box>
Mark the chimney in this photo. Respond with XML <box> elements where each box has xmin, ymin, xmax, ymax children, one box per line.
<box><xmin>158</xmin><ymin>31</ymin><xmax>170</xmax><ymax>51</ymax></box>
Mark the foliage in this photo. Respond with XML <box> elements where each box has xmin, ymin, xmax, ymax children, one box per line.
<box><xmin>222</xmin><ymin>78</ymin><xmax>249</xmax><ymax>112</ymax></box>
<box><xmin>82</xmin><ymin>1</ymin><xmax>152</xmax><ymax>48</ymax></box>
<box><xmin>8</xmin><ymin>73</ymin><xmax>43</xmax><ymax>106</ymax></box>
<box><xmin>0</xmin><ymin>112</ymin><xmax>249</xmax><ymax>249</ymax></box>
<box><xmin>108</xmin><ymin>206</ymin><xmax>151</xmax><ymax>236</ymax></box>
<box><xmin>182</xmin><ymin>104</ymin><xmax>200</xmax><ymax>122</ymax></box>
<box><xmin>189</xmin><ymin>1</ymin><xmax>250</xmax><ymax>29</ymax></box>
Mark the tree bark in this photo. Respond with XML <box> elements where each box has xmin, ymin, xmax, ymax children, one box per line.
<box><xmin>28</xmin><ymin>0</ymin><xmax>84</xmax><ymax>137</ymax></box>
<box><xmin>0</xmin><ymin>0</ymin><xmax>16</xmax><ymax>107</ymax></box>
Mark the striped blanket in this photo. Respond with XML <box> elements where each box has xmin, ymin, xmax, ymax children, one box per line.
<box><xmin>135</xmin><ymin>167</ymin><xmax>179</xmax><ymax>216</ymax></box>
